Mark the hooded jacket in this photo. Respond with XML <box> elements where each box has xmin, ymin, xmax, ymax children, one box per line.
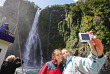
<box><xmin>39</xmin><ymin>60</ymin><xmax>64</xmax><ymax>74</ymax></box>
<box><xmin>63</xmin><ymin>52</ymin><xmax>105</xmax><ymax>74</ymax></box>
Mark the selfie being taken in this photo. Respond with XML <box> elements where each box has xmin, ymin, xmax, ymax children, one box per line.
<box><xmin>0</xmin><ymin>0</ymin><xmax>110</xmax><ymax>74</ymax></box>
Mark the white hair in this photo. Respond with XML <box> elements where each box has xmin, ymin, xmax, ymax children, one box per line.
<box><xmin>6</xmin><ymin>55</ymin><xmax>15</xmax><ymax>62</ymax></box>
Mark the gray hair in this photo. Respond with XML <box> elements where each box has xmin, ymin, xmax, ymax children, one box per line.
<box><xmin>6</xmin><ymin>55</ymin><xmax>15</xmax><ymax>62</ymax></box>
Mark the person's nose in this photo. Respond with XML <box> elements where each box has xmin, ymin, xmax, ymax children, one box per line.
<box><xmin>65</xmin><ymin>53</ymin><xmax>69</xmax><ymax>57</ymax></box>
<box><xmin>65</xmin><ymin>52</ymin><xmax>69</xmax><ymax>55</ymax></box>
<box><xmin>59</xmin><ymin>54</ymin><xmax>62</xmax><ymax>58</ymax></box>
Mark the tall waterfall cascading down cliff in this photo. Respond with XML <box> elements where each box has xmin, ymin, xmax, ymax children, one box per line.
<box><xmin>23</xmin><ymin>8</ymin><xmax>43</xmax><ymax>68</ymax></box>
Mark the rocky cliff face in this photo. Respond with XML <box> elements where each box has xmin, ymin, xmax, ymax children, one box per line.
<box><xmin>0</xmin><ymin>0</ymin><xmax>38</xmax><ymax>57</ymax></box>
<box><xmin>38</xmin><ymin>6</ymin><xmax>66</xmax><ymax>61</ymax></box>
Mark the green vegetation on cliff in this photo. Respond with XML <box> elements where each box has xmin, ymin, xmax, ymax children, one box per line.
<box><xmin>63</xmin><ymin>0</ymin><xmax>110</xmax><ymax>53</ymax></box>
<box><xmin>39</xmin><ymin>0</ymin><xmax>110</xmax><ymax>60</ymax></box>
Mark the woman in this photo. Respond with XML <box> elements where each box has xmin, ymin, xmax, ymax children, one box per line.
<box><xmin>62</xmin><ymin>35</ymin><xmax>105</xmax><ymax>74</ymax></box>
<box><xmin>39</xmin><ymin>49</ymin><xmax>64</xmax><ymax>74</ymax></box>
<box><xmin>0</xmin><ymin>55</ymin><xmax>23</xmax><ymax>74</ymax></box>
<box><xmin>62</xmin><ymin>48</ymin><xmax>70</xmax><ymax>60</ymax></box>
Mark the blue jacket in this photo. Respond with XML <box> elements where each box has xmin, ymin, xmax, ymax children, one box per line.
<box><xmin>0</xmin><ymin>24</ymin><xmax>6</xmax><ymax>33</ymax></box>
<box><xmin>63</xmin><ymin>53</ymin><xmax>105</xmax><ymax>74</ymax></box>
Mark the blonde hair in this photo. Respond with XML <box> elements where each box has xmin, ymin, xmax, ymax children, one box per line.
<box><xmin>52</xmin><ymin>49</ymin><xmax>61</xmax><ymax>60</ymax></box>
<box><xmin>62</xmin><ymin>48</ymin><xmax>66</xmax><ymax>50</ymax></box>
<box><xmin>6</xmin><ymin>55</ymin><xmax>15</xmax><ymax>62</ymax></box>
<box><xmin>62</xmin><ymin>48</ymin><xmax>71</xmax><ymax>55</ymax></box>
<box><xmin>62</xmin><ymin>48</ymin><xmax>68</xmax><ymax>51</ymax></box>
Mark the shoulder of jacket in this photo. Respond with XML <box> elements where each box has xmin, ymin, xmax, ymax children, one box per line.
<box><xmin>46</xmin><ymin>61</ymin><xmax>56</xmax><ymax>69</ymax></box>
<box><xmin>46</xmin><ymin>61</ymin><xmax>54</xmax><ymax>66</ymax></box>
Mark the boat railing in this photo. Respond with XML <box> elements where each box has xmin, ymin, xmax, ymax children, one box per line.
<box><xmin>0</xmin><ymin>26</ymin><xmax>14</xmax><ymax>36</ymax></box>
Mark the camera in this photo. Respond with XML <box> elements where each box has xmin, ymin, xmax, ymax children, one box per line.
<box><xmin>79</xmin><ymin>33</ymin><xmax>93</xmax><ymax>42</ymax></box>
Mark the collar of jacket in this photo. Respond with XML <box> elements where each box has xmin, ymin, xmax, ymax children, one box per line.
<box><xmin>51</xmin><ymin>60</ymin><xmax>58</xmax><ymax>65</ymax></box>
<box><xmin>65</xmin><ymin>56</ymin><xmax>72</xmax><ymax>68</ymax></box>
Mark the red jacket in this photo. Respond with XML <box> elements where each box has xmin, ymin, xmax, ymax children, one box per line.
<box><xmin>39</xmin><ymin>60</ymin><xmax>64</xmax><ymax>74</ymax></box>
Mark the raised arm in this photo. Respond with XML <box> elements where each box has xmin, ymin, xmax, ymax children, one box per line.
<box><xmin>75</xmin><ymin>36</ymin><xmax>105</xmax><ymax>73</ymax></box>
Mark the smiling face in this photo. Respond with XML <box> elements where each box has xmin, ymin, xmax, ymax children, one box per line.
<box><xmin>52</xmin><ymin>49</ymin><xmax>62</xmax><ymax>64</ymax></box>
<box><xmin>62</xmin><ymin>49</ymin><xmax>70</xmax><ymax>60</ymax></box>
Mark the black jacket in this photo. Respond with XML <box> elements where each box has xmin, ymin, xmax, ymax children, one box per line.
<box><xmin>0</xmin><ymin>58</ymin><xmax>23</xmax><ymax>74</ymax></box>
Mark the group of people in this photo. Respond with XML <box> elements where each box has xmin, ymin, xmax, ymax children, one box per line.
<box><xmin>39</xmin><ymin>33</ymin><xmax>105</xmax><ymax>74</ymax></box>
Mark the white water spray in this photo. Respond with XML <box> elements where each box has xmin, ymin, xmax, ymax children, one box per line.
<box><xmin>23</xmin><ymin>8</ymin><xmax>43</xmax><ymax>68</ymax></box>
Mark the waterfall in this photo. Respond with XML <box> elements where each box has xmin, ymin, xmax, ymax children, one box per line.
<box><xmin>23</xmin><ymin>8</ymin><xmax>43</xmax><ymax>68</ymax></box>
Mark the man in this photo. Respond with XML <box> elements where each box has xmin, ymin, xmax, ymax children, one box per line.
<box><xmin>4</xmin><ymin>23</ymin><xmax>9</xmax><ymax>34</ymax></box>
<box><xmin>0</xmin><ymin>23</ymin><xmax>9</xmax><ymax>34</ymax></box>
<box><xmin>62</xmin><ymin>35</ymin><xmax>105</xmax><ymax>74</ymax></box>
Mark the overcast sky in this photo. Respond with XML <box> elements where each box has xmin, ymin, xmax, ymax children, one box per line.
<box><xmin>0</xmin><ymin>0</ymin><xmax>78</xmax><ymax>8</ymax></box>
